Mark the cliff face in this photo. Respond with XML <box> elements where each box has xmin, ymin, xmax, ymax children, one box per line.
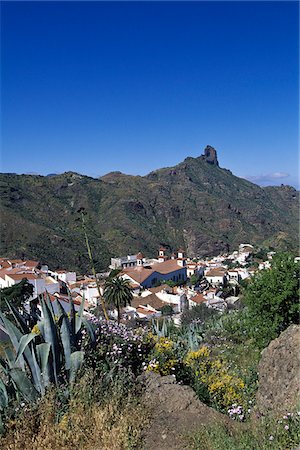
<box><xmin>0</xmin><ymin>146</ymin><xmax>298</xmax><ymax>272</ymax></box>
<box><xmin>200</xmin><ymin>145</ymin><xmax>219</xmax><ymax>165</ymax></box>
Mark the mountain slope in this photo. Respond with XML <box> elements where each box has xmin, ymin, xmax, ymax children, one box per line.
<box><xmin>0</xmin><ymin>147</ymin><xmax>298</xmax><ymax>272</ymax></box>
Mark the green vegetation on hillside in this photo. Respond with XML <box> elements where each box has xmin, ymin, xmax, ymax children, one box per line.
<box><xmin>1</xmin><ymin>152</ymin><xmax>299</xmax><ymax>272</ymax></box>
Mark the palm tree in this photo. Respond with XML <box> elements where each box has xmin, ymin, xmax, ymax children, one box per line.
<box><xmin>103</xmin><ymin>276</ymin><xmax>133</xmax><ymax>324</ymax></box>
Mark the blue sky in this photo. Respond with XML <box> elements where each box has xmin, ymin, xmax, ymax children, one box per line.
<box><xmin>1</xmin><ymin>1</ymin><xmax>299</xmax><ymax>187</ymax></box>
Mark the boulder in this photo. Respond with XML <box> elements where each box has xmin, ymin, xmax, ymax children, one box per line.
<box><xmin>139</xmin><ymin>371</ymin><xmax>231</xmax><ymax>450</ymax></box>
<box><xmin>255</xmin><ymin>325</ymin><xmax>300</xmax><ymax>416</ymax></box>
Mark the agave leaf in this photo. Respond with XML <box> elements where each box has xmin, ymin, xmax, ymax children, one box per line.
<box><xmin>75</xmin><ymin>293</ymin><xmax>85</xmax><ymax>334</ymax></box>
<box><xmin>36</xmin><ymin>343</ymin><xmax>51</xmax><ymax>387</ymax></box>
<box><xmin>0</xmin><ymin>313</ymin><xmax>25</xmax><ymax>370</ymax></box>
<box><xmin>15</xmin><ymin>333</ymin><xmax>36</xmax><ymax>364</ymax></box>
<box><xmin>69</xmin><ymin>351</ymin><xmax>84</xmax><ymax>384</ymax></box>
<box><xmin>0</xmin><ymin>357</ymin><xmax>9</xmax><ymax>374</ymax></box>
<box><xmin>39</xmin><ymin>297</ymin><xmax>60</xmax><ymax>384</ymax></box>
<box><xmin>162</xmin><ymin>319</ymin><xmax>167</xmax><ymax>337</ymax></box>
<box><xmin>55</xmin><ymin>297</ymin><xmax>67</xmax><ymax>322</ymax></box>
<box><xmin>30</xmin><ymin>347</ymin><xmax>44</xmax><ymax>395</ymax></box>
<box><xmin>9</xmin><ymin>368</ymin><xmax>39</xmax><ymax>402</ymax></box>
<box><xmin>44</xmin><ymin>292</ymin><xmax>55</xmax><ymax>321</ymax></box>
<box><xmin>60</xmin><ymin>314</ymin><xmax>72</xmax><ymax>371</ymax></box>
<box><xmin>3</xmin><ymin>345</ymin><xmax>20</xmax><ymax>369</ymax></box>
<box><xmin>5</xmin><ymin>300</ymin><xmax>30</xmax><ymax>335</ymax></box>
<box><xmin>0</xmin><ymin>378</ymin><xmax>8</xmax><ymax>410</ymax></box>
<box><xmin>37</xmin><ymin>319</ymin><xmax>45</xmax><ymax>338</ymax></box>
<box><xmin>0</xmin><ymin>416</ymin><xmax>4</xmax><ymax>436</ymax></box>
<box><xmin>11</xmin><ymin>329</ymin><xmax>41</xmax><ymax>390</ymax></box>
<box><xmin>69</xmin><ymin>294</ymin><xmax>76</xmax><ymax>338</ymax></box>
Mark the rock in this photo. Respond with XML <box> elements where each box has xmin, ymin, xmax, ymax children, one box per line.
<box><xmin>139</xmin><ymin>371</ymin><xmax>231</xmax><ymax>450</ymax></box>
<box><xmin>255</xmin><ymin>325</ymin><xmax>300</xmax><ymax>416</ymax></box>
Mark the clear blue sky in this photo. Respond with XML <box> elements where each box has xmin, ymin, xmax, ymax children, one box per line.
<box><xmin>1</xmin><ymin>1</ymin><xmax>299</xmax><ymax>187</ymax></box>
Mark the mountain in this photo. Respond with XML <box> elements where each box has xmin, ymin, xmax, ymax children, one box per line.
<box><xmin>0</xmin><ymin>146</ymin><xmax>298</xmax><ymax>272</ymax></box>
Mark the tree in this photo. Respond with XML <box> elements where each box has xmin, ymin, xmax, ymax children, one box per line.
<box><xmin>103</xmin><ymin>276</ymin><xmax>133</xmax><ymax>324</ymax></box>
<box><xmin>244</xmin><ymin>253</ymin><xmax>299</xmax><ymax>348</ymax></box>
<box><xmin>160</xmin><ymin>304</ymin><xmax>174</xmax><ymax>316</ymax></box>
<box><xmin>188</xmin><ymin>274</ymin><xmax>200</xmax><ymax>287</ymax></box>
<box><xmin>181</xmin><ymin>303</ymin><xmax>218</xmax><ymax>326</ymax></box>
<box><xmin>0</xmin><ymin>279</ymin><xmax>34</xmax><ymax>311</ymax></box>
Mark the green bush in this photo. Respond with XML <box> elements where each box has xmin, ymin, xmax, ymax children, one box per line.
<box><xmin>243</xmin><ymin>253</ymin><xmax>299</xmax><ymax>349</ymax></box>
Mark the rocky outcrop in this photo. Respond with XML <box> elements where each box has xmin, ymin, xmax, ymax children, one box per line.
<box><xmin>255</xmin><ymin>325</ymin><xmax>300</xmax><ymax>416</ymax></box>
<box><xmin>139</xmin><ymin>372</ymin><xmax>231</xmax><ymax>450</ymax></box>
<box><xmin>200</xmin><ymin>145</ymin><xmax>219</xmax><ymax>166</ymax></box>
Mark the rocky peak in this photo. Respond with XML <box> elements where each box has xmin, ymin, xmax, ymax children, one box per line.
<box><xmin>200</xmin><ymin>145</ymin><xmax>219</xmax><ymax>166</ymax></box>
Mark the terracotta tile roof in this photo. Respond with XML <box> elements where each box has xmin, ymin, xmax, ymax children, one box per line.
<box><xmin>148</xmin><ymin>284</ymin><xmax>172</xmax><ymax>294</ymax></box>
<box><xmin>130</xmin><ymin>293</ymin><xmax>165</xmax><ymax>310</ymax></box>
<box><xmin>8</xmin><ymin>259</ymin><xmax>24</xmax><ymax>265</ymax></box>
<box><xmin>205</xmin><ymin>268</ymin><xmax>227</xmax><ymax>277</ymax></box>
<box><xmin>69</xmin><ymin>278</ymin><xmax>96</xmax><ymax>289</ymax></box>
<box><xmin>136</xmin><ymin>306</ymin><xmax>157</xmax><ymax>316</ymax></box>
<box><xmin>0</xmin><ymin>261</ymin><xmax>11</xmax><ymax>269</ymax></box>
<box><xmin>151</xmin><ymin>259</ymin><xmax>184</xmax><ymax>275</ymax></box>
<box><xmin>190</xmin><ymin>293</ymin><xmax>206</xmax><ymax>304</ymax></box>
<box><xmin>123</xmin><ymin>259</ymin><xmax>184</xmax><ymax>284</ymax></box>
<box><xmin>49</xmin><ymin>293</ymin><xmax>88</xmax><ymax>308</ymax></box>
<box><xmin>0</xmin><ymin>268</ymin><xmax>28</xmax><ymax>278</ymax></box>
<box><xmin>23</xmin><ymin>260</ymin><xmax>39</xmax><ymax>267</ymax></box>
<box><xmin>122</xmin><ymin>267</ymin><xmax>155</xmax><ymax>284</ymax></box>
<box><xmin>129</xmin><ymin>282</ymin><xmax>140</xmax><ymax>289</ymax></box>
<box><xmin>6</xmin><ymin>273</ymin><xmax>38</xmax><ymax>281</ymax></box>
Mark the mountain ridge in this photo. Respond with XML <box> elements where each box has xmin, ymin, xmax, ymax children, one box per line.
<box><xmin>0</xmin><ymin>146</ymin><xmax>298</xmax><ymax>272</ymax></box>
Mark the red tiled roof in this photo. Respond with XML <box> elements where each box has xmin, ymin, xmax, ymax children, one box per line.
<box><xmin>148</xmin><ymin>284</ymin><xmax>172</xmax><ymax>294</ymax></box>
<box><xmin>129</xmin><ymin>282</ymin><xmax>140</xmax><ymax>289</ymax></box>
<box><xmin>0</xmin><ymin>261</ymin><xmax>11</xmax><ymax>269</ymax></box>
<box><xmin>205</xmin><ymin>269</ymin><xmax>227</xmax><ymax>277</ymax></box>
<box><xmin>23</xmin><ymin>260</ymin><xmax>39</xmax><ymax>267</ymax></box>
<box><xmin>123</xmin><ymin>259</ymin><xmax>184</xmax><ymax>284</ymax></box>
<box><xmin>190</xmin><ymin>293</ymin><xmax>206</xmax><ymax>304</ymax></box>
<box><xmin>69</xmin><ymin>278</ymin><xmax>96</xmax><ymax>289</ymax></box>
<box><xmin>136</xmin><ymin>306</ymin><xmax>157</xmax><ymax>315</ymax></box>
<box><xmin>6</xmin><ymin>273</ymin><xmax>38</xmax><ymax>281</ymax></box>
<box><xmin>130</xmin><ymin>293</ymin><xmax>165</xmax><ymax>310</ymax></box>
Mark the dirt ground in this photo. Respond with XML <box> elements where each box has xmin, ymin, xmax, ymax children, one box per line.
<box><xmin>139</xmin><ymin>372</ymin><xmax>232</xmax><ymax>450</ymax></box>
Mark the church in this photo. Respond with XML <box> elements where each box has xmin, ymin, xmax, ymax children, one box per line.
<box><xmin>121</xmin><ymin>247</ymin><xmax>187</xmax><ymax>289</ymax></box>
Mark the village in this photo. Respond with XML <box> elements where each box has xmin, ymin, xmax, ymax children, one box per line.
<box><xmin>0</xmin><ymin>244</ymin><xmax>278</xmax><ymax>324</ymax></box>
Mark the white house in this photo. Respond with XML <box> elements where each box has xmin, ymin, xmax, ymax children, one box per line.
<box><xmin>50</xmin><ymin>270</ymin><xmax>77</xmax><ymax>284</ymax></box>
<box><xmin>204</xmin><ymin>268</ymin><xmax>227</xmax><ymax>286</ymax></box>
<box><xmin>0</xmin><ymin>272</ymin><xmax>59</xmax><ymax>300</ymax></box>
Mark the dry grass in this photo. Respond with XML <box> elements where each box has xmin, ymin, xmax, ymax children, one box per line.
<box><xmin>1</xmin><ymin>377</ymin><xmax>149</xmax><ymax>450</ymax></box>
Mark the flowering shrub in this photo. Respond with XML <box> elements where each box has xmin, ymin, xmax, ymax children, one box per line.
<box><xmin>84</xmin><ymin>319</ymin><xmax>152</xmax><ymax>378</ymax></box>
<box><xmin>145</xmin><ymin>336</ymin><xmax>179</xmax><ymax>376</ymax></box>
<box><xmin>185</xmin><ymin>346</ymin><xmax>246</xmax><ymax>412</ymax></box>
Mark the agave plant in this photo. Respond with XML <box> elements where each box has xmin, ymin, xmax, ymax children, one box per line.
<box><xmin>0</xmin><ymin>292</ymin><xmax>96</xmax><ymax>416</ymax></box>
<box><xmin>151</xmin><ymin>318</ymin><xmax>173</xmax><ymax>338</ymax></box>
